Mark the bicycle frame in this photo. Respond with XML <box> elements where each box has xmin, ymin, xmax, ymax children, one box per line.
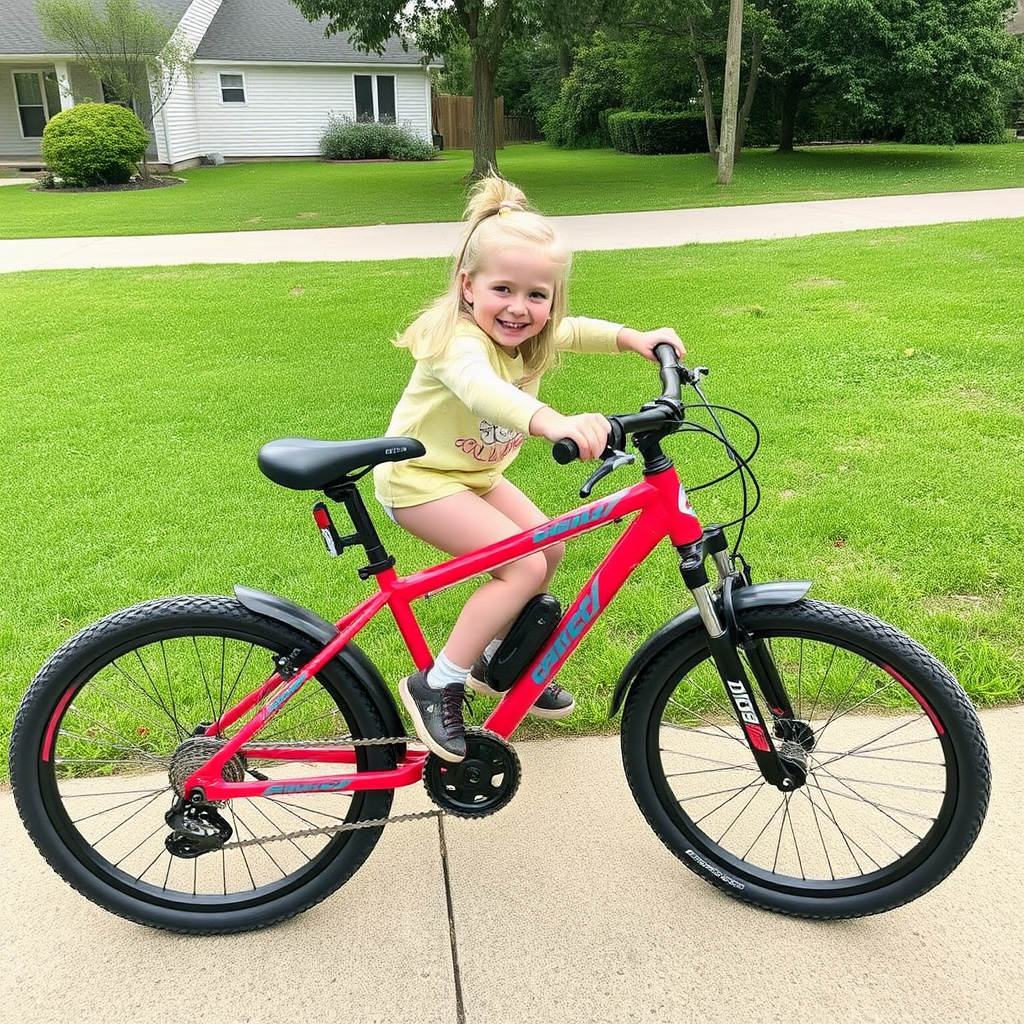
<box><xmin>184</xmin><ymin>462</ymin><xmax>704</xmax><ymax>802</ymax></box>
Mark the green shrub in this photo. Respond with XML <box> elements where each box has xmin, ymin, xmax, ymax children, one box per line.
<box><xmin>319</xmin><ymin>116</ymin><xmax>435</xmax><ymax>161</ymax></box>
<box><xmin>386</xmin><ymin>128</ymin><xmax>439</xmax><ymax>161</ymax></box>
<box><xmin>42</xmin><ymin>102</ymin><xmax>149</xmax><ymax>187</ymax></box>
<box><xmin>544</xmin><ymin>33</ymin><xmax>624</xmax><ymax>148</ymax></box>
<box><xmin>605</xmin><ymin>109</ymin><xmax>633</xmax><ymax>152</ymax></box>
<box><xmin>607</xmin><ymin>111</ymin><xmax>707</xmax><ymax>155</ymax></box>
<box><xmin>541</xmin><ymin>100</ymin><xmax>569</xmax><ymax>147</ymax></box>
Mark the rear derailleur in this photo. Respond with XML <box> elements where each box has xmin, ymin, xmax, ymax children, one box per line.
<box><xmin>164</xmin><ymin>796</ymin><xmax>233</xmax><ymax>859</ymax></box>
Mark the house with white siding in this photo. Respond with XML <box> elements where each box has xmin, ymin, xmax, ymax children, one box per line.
<box><xmin>0</xmin><ymin>0</ymin><xmax>439</xmax><ymax>170</ymax></box>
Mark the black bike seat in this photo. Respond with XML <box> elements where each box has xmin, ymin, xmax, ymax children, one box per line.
<box><xmin>258</xmin><ymin>436</ymin><xmax>425</xmax><ymax>490</ymax></box>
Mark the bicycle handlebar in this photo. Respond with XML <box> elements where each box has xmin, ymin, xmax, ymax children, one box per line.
<box><xmin>552</xmin><ymin>343</ymin><xmax>687</xmax><ymax>464</ymax></box>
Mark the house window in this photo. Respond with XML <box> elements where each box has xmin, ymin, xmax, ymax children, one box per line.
<box><xmin>354</xmin><ymin>74</ymin><xmax>396</xmax><ymax>122</ymax></box>
<box><xmin>13</xmin><ymin>70</ymin><xmax>61</xmax><ymax>138</ymax></box>
<box><xmin>219</xmin><ymin>73</ymin><xmax>246</xmax><ymax>103</ymax></box>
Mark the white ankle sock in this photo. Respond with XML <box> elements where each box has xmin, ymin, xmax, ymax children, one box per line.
<box><xmin>425</xmin><ymin>650</ymin><xmax>470</xmax><ymax>690</ymax></box>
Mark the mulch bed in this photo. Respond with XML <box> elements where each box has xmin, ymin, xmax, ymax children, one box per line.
<box><xmin>30</xmin><ymin>176</ymin><xmax>185</xmax><ymax>193</ymax></box>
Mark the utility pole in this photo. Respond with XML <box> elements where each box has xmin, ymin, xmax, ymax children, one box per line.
<box><xmin>717</xmin><ymin>0</ymin><xmax>744</xmax><ymax>184</ymax></box>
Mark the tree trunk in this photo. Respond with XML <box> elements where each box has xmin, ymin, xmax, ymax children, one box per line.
<box><xmin>716</xmin><ymin>0</ymin><xmax>744</xmax><ymax>185</ymax></box>
<box><xmin>777</xmin><ymin>77</ymin><xmax>804</xmax><ymax>154</ymax></box>
<box><xmin>735</xmin><ymin>29</ymin><xmax>763</xmax><ymax>156</ymax></box>
<box><xmin>469</xmin><ymin>36</ymin><xmax>499</xmax><ymax>178</ymax></box>
<box><xmin>687</xmin><ymin>20</ymin><xmax>718</xmax><ymax>161</ymax></box>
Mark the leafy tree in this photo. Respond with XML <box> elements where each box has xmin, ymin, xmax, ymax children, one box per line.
<box><xmin>495</xmin><ymin>35</ymin><xmax>563</xmax><ymax>121</ymax></box>
<box><xmin>626</xmin><ymin>0</ymin><xmax>767</xmax><ymax>161</ymax></box>
<box><xmin>432</xmin><ymin>31</ymin><xmax>562</xmax><ymax>124</ymax></box>
<box><xmin>536</xmin><ymin>0</ymin><xmax>624</xmax><ymax>78</ymax></box>
<box><xmin>292</xmin><ymin>0</ymin><xmax>547</xmax><ymax>178</ymax></box>
<box><xmin>36</xmin><ymin>0</ymin><xmax>194</xmax><ymax>175</ymax></box>
<box><xmin>545</xmin><ymin>33</ymin><xmax>625</xmax><ymax>147</ymax></box>
<box><xmin>761</xmin><ymin>0</ymin><xmax>1021</xmax><ymax>151</ymax></box>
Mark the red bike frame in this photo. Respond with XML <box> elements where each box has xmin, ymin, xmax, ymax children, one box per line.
<box><xmin>185</xmin><ymin>462</ymin><xmax>703</xmax><ymax>802</ymax></box>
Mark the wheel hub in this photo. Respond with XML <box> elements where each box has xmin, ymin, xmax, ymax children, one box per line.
<box><xmin>423</xmin><ymin>728</ymin><xmax>520</xmax><ymax>818</ymax></box>
<box><xmin>769</xmin><ymin>718</ymin><xmax>815</xmax><ymax>788</ymax></box>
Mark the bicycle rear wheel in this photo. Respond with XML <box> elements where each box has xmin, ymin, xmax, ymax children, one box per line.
<box><xmin>621</xmin><ymin>598</ymin><xmax>990</xmax><ymax>918</ymax></box>
<box><xmin>10</xmin><ymin>595</ymin><xmax>396</xmax><ymax>933</ymax></box>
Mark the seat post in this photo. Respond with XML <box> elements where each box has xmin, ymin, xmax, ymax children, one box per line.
<box><xmin>325</xmin><ymin>483</ymin><xmax>395</xmax><ymax>579</ymax></box>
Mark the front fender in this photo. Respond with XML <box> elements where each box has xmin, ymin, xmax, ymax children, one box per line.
<box><xmin>233</xmin><ymin>584</ymin><xmax>406</xmax><ymax>745</ymax></box>
<box><xmin>609</xmin><ymin>580</ymin><xmax>812</xmax><ymax>717</ymax></box>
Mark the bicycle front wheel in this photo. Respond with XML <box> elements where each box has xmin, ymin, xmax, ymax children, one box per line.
<box><xmin>10</xmin><ymin>595</ymin><xmax>396</xmax><ymax>934</ymax></box>
<box><xmin>621</xmin><ymin>599</ymin><xmax>990</xmax><ymax>918</ymax></box>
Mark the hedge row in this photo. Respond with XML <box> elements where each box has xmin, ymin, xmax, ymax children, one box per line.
<box><xmin>607</xmin><ymin>111</ymin><xmax>707</xmax><ymax>155</ymax></box>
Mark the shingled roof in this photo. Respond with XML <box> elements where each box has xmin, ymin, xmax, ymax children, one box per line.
<box><xmin>0</xmin><ymin>0</ymin><xmax>192</xmax><ymax>54</ymax></box>
<box><xmin>0</xmin><ymin>0</ymin><xmax>433</xmax><ymax>65</ymax></box>
<box><xmin>196</xmin><ymin>0</ymin><xmax>432</xmax><ymax>64</ymax></box>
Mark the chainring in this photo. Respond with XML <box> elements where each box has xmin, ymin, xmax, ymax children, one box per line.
<box><xmin>423</xmin><ymin>728</ymin><xmax>520</xmax><ymax>818</ymax></box>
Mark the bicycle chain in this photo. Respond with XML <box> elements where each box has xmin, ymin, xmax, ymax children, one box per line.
<box><xmin>221</xmin><ymin>735</ymin><xmax>443</xmax><ymax>851</ymax></box>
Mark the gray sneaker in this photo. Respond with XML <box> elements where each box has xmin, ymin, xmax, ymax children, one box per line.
<box><xmin>399</xmin><ymin>671</ymin><xmax>467</xmax><ymax>762</ymax></box>
<box><xmin>467</xmin><ymin>655</ymin><xmax>575</xmax><ymax>720</ymax></box>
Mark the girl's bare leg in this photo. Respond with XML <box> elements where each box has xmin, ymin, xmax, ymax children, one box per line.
<box><xmin>393</xmin><ymin>482</ymin><xmax>557</xmax><ymax>668</ymax></box>
<box><xmin>480</xmin><ymin>478</ymin><xmax>564</xmax><ymax>590</ymax></box>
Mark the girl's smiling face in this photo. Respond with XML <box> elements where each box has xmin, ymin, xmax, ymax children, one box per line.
<box><xmin>461</xmin><ymin>246</ymin><xmax>558</xmax><ymax>351</ymax></box>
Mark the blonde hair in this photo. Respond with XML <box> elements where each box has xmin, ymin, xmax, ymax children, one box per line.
<box><xmin>395</xmin><ymin>176</ymin><xmax>571</xmax><ymax>381</ymax></box>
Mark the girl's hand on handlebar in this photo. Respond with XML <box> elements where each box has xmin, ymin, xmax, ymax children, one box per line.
<box><xmin>530</xmin><ymin>407</ymin><xmax>611</xmax><ymax>461</ymax></box>
<box><xmin>616</xmin><ymin>326</ymin><xmax>686</xmax><ymax>362</ymax></box>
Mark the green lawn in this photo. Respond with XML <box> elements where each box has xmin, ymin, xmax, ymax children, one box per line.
<box><xmin>1</xmin><ymin>141</ymin><xmax>1022</xmax><ymax>239</ymax></box>
<box><xmin>2</xmin><ymin>218</ymin><xmax>1022</xmax><ymax>778</ymax></box>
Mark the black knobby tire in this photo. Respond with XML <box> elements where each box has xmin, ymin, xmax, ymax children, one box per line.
<box><xmin>621</xmin><ymin>599</ymin><xmax>991</xmax><ymax>918</ymax></box>
<box><xmin>9</xmin><ymin>595</ymin><xmax>396</xmax><ymax>934</ymax></box>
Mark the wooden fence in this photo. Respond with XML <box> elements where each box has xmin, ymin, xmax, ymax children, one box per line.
<box><xmin>504</xmin><ymin>115</ymin><xmax>543</xmax><ymax>143</ymax></box>
<box><xmin>431</xmin><ymin>95</ymin><xmax>544</xmax><ymax>149</ymax></box>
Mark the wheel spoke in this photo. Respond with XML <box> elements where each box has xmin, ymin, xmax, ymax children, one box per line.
<box><xmin>630</xmin><ymin>599</ymin><xmax>989</xmax><ymax>915</ymax></box>
<box><xmin>16</xmin><ymin>597</ymin><xmax>396</xmax><ymax>931</ymax></box>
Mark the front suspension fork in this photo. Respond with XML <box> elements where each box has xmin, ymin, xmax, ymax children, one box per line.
<box><xmin>679</xmin><ymin>531</ymin><xmax>803</xmax><ymax>792</ymax></box>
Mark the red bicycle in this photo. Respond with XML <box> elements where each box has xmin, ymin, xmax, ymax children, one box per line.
<box><xmin>10</xmin><ymin>346</ymin><xmax>991</xmax><ymax>933</ymax></box>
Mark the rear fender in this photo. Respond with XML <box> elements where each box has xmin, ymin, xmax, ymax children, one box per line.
<box><xmin>233</xmin><ymin>584</ymin><xmax>406</xmax><ymax>745</ymax></box>
<box><xmin>609</xmin><ymin>581</ymin><xmax>812</xmax><ymax>717</ymax></box>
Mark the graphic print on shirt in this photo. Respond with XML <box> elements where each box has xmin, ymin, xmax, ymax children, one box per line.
<box><xmin>456</xmin><ymin>419</ymin><xmax>524</xmax><ymax>464</ymax></box>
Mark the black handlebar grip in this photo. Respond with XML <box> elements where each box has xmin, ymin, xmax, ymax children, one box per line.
<box><xmin>552</xmin><ymin>438</ymin><xmax>580</xmax><ymax>464</ymax></box>
<box><xmin>654</xmin><ymin>342</ymin><xmax>678</xmax><ymax>368</ymax></box>
<box><xmin>653</xmin><ymin>342</ymin><xmax>682</xmax><ymax>402</ymax></box>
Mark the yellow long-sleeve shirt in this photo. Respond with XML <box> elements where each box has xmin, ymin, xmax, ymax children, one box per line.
<box><xmin>373</xmin><ymin>316</ymin><xmax>621</xmax><ymax>508</ymax></box>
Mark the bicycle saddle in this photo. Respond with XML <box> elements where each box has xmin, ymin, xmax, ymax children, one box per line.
<box><xmin>258</xmin><ymin>436</ymin><xmax>425</xmax><ymax>490</ymax></box>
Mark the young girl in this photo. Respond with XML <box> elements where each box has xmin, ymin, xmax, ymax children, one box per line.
<box><xmin>373</xmin><ymin>176</ymin><xmax>685</xmax><ymax>762</ymax></box>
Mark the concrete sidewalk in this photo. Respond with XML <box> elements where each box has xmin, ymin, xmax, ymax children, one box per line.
<box><xmin>2</xmin><ymin>707</ymin><xmax>1022</xmax><ymax>1024</ymax></box>
<box><xmin>1</xmin><ymin>187</ymin><xmax>1022</xmax><ymax>273</ymax></box>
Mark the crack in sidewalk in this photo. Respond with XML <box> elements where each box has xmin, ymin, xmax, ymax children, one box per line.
<box><xmin>437</xmin><ymin>814</ymin><xmax>466</xmax><ymax>1024</ymax></box>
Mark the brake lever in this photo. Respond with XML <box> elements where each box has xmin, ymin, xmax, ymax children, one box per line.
<box><xmin>579</xmin><ymin>450</ymin><xmax>635</xmax><ymax>499</ymax></box>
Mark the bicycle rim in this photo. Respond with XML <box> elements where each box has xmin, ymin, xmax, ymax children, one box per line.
<box><xmin>626</xmin><ymin>601</ymin><xmax>989</xmax><ymax>915</ymax></box>
<box><xmin>15</xmin><ymin>598</ymin><xmax>393</xmax><ymax>929</ymax></box>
